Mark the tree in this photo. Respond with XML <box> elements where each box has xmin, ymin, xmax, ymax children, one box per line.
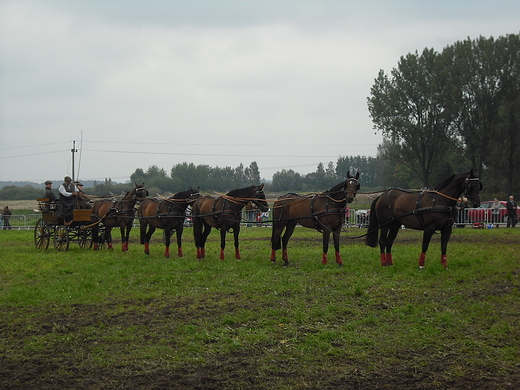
<box><xmin>368</xmin><ymin>48</ymin><xmax>457</xmax><ymax>187</ymax></box>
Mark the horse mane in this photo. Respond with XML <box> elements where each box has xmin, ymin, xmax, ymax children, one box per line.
<box><xmin>324</xmin><ymin>181</ymin><xmax>345</xmax><ymax>194</ymax></box>
<box><xmin>433</xmin><ymin>172</ymin><xmax>468</xmax><ymax>191</ymax></box>
<box><xmin>226</xmin><ymin>186</ymin><xmax>255</xmax><ymax>198</ymax></box>
<box><xmin>170</xmin><ymin>189</ymin><xmax>191</xmax><ymax>199</ymax></box>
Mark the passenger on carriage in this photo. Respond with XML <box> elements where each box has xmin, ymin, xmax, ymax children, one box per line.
<box><xmin>58</xmin><ymin>176</ymin><xmax>78</xmax><ymax>223</ymax></box>
<box><xmin>42</xmin><ymin>180</ymin><xmax>58</xmax><ymax>211</ymax></box>
<box><xmin>74</xmin><ymin>181</ymin><xmax>92</xmax><ymax>209</ymax></box>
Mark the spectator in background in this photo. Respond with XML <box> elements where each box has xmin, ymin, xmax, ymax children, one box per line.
<box><xmin>506</xmin><ymin>195</ymin><xmax>517</xmax><ymax>228</ymax></box>
<box><xmin>492</xmin><ymin>198</ymin><xmax>501</xmax><ymax>225</ymax></box>
<box><xmin>2</xmin><ymin>206</ymin><xmax>12</xmax><ymax>230</ymax></box>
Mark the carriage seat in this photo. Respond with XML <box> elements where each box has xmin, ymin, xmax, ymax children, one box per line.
<box><xmin>37</xmin><ymin>198</ymin><xmax>58</xmax><ymax>212</ymax></box>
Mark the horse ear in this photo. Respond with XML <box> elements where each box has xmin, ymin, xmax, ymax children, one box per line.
<box><xmin>259</xmin><ymin>183</ymin><xmax>265</xmax><ymax>190</ymax></box>
<box><xmin>356</xmin><ymin>171</ymin><xmax>360</xmax><ymax>180</ymax></box>
<box><xmin>347</xmin><ymin>171</ymin><xmax>351</xmax><ymax>178</ymax></box>
<box><xmin>469</xmin><ymin>169</ymin><xmax>474</xmax><ymax>177</ymax></box>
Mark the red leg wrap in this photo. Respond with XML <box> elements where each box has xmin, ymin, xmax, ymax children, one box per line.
<box><xmin>196</xmin><ymin>248</ymin><xmax>201</xmax><ymax>259</ymax></box>
<box><xmin>144</xmin><ymin>242</ymin><xmax>150</xmax><ymax>255</ymax></box>
<box><xmin>164</xmin><ymin>247</ymin><xmax>170</xmax><ymax>258</ymax></box>
<box><xmin>381</xmin><ymin>253</ymin><xmax>387</xmax><ymax>266</ymax></box>
<box><xmin>270</xmin><ymin>249</ymin><xmax>276</xmax><ymax>262</ymax></box>
<box><xmin>322</xmin><ymin>253</ymin><xmax>328</xmax><ymax>265</ymax></box>
<box><xmin>108</xmin><ymin>243</ymin><xmax>113</xmax><ymax>250</ymax></box>
<box><xmin>178</xmin><ymin>247</ymin><xmax>183</xmax><ymax>257</ymax></box>
<box><xmin>235</xmin><ymin>248</ymin><xmax>241</xmax><ymax>260</ymax></box>
<box><xmin>220</xmin><ymin>249</ymin><xmax>225</xmax><ymax>260</ymax></box>
<box><xmin>282</xmin><ymin>249</ymin><xmax>288</xmax><ymax>262</ymax></box>
<box><xmin>336</xmin><ymin>251</ymin><xmax>343</xmax><ymax>265</ymax></box>
<box><xmin>94</xmin><ymin>242</ymin><xmax>99</xmax><ymax>250</ymax></box>
<box><xmin>386</xmin><ymin>253</ymin><xmax>393</xmax><ymax>266</ymax></box>
<box><xmin>419</xmin><ymin>252</ymin><xmax>426</xmax><ymax>267</ymax></box>
<box><xmin>441</xmin><ymin>255</ymin><xmax>448</xmax><ymax>269</ymax></box>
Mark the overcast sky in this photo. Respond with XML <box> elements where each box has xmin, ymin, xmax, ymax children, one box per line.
<box><xmin>1</xmin><ymin>1</ymin><xmax>519</xmax><ymax>184</ymax></box>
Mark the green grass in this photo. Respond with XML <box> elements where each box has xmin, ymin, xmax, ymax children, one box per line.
<box><xmin>1</xmin><ymin>227</ymin><xmax>519</xmax><ymax>389</ymax></box>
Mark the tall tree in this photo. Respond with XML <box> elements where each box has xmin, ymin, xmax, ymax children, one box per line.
<box><xmin>368</xmin><ymin>48</ymin><xmax>457</xmax><ymax>187</ymax></box>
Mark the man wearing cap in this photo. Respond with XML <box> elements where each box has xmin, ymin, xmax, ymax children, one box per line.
<box><xmin>43</xmin><ymin>180</ymin><xmax>58</xmax><ymax>212</ymax></box>
<box><xmin>58</xmin><ymin>176</ymin><xmax>78</xmax><ymax>223</ymax></box>
<box><xmin>74</xmin><ymin>181</ymin><xmax>92</xmax><ymax>209</ymax></box>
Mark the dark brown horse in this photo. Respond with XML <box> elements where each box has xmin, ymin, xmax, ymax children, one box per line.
<box><xmin>192</xmin><ymin>184</ymin><xmax>269</xmax><ymax>260</ymax></box>
<box><xmin>138</xmin><ymin>187</ymin><xmax>200</xmax><ymax>258</ymax></box>
<box><xmin>90</xmin><ymin>183</ymin><xmax>148</xmax><ymax>252</ymax></box>
<box><xmin>270</xmin><ymin>172</ymin><xmax>360</xmax><ymax>266</ymax></box>
<box><xmin>365</xmin><ymin>170</ymin><xmax>482</xmax><ymax>268</ymax></box>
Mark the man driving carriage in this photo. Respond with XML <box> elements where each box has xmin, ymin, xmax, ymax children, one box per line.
<box><xmin>74</xmin><ymin>181</ymin><xmax>92</xmax><ymax>209</ymax></box>
<box><xmin>58</xmin><ymin>176</ymin><xmax>78</xmax><ymax>223</ymax></box>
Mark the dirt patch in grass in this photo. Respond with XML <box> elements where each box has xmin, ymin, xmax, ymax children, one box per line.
<box><xmin>2</xmin><ymin>286</ymin><xmax>519</xmax><ymax>389</ymax></box>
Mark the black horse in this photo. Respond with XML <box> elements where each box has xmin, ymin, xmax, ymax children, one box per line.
<box><xmin>138</xmin><ymin>187</ymin><xmax>200</xmax><ymax>258</ymax></box>
<box><xmin>191</xmin><ymin>184</ymin><xmax>269</xmax><ymax>260</ymax></box>
<box><xmin>270</xmin><ymin>172</ymin><xmax>360</xmax><ymax>266</ymax></box>
<box><xmin>365</xmin><ymin>170</ymin><xmax>482</xmax><ymax>268</ymax></box>
<box><xmin>90</xmin><ymin>183</ymin><xmax>148</xmax><ymax>252</ymax></box>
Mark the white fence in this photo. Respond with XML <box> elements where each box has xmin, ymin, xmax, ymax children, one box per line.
<box><xmin>2</xmin><ymin>208</ymin><xmax>514</xmax><ymax>231</ymax></box>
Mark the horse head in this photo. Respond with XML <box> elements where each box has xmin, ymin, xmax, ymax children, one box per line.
<box><xmin>188</xmin><ymin>187</ymin><xmax>201</xmax><ymax>204</ymax></box>
<box><xmin>133</xmin><ymin>182</ymin><xmax>149</xmax><ymax>201</ymax></box>
<box><xmin>345</xmin><ymin>171</ymin><xmax>361</xmax><ymax>203</ymax></box>
<box><xmin>253</xmin><ymin>183</ymin><xmax>269</xmax><ymax>212</ymax></box>
<box><xmin>463</xmin><ymin>169</ymin><xmax>482</xmax><ymax>208</ymax></box>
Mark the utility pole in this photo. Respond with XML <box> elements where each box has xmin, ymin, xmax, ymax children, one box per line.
<box><xmin>71</xmin><ymin>141</ymin><xmax>78</xmax><ymax>183</ymax></box>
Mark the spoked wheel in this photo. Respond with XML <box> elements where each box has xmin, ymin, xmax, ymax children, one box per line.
<box><xmin>78</xmin><ymin>228</ymin><xmax>93</xmax><ymax>249</ymax></box>
<box><xmin>53</xmin><ymin>225</ymin><xmax>70</xmax><ymax>252</ymax></box>
<box><xmin>34</xmin><ymin>218</ymin><xmax>50</xmax><ymax>250</ymax></box>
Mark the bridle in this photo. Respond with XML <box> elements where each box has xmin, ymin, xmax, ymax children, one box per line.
<box><xmin>462</xmin><ymin>177</ymin><xmax>482</xmax><ymax>205</ymax></box>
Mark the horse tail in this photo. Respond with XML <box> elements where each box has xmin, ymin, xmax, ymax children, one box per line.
<box><xmin>365</xmin><ymin>196</ymin><xmax>380</xmax><ymax>248</ymax></box>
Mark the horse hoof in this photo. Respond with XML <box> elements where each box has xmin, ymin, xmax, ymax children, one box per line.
<box><xmin>337</xmin><ymin>262</ymin><xmax>343</xmax><ymax>267</ymax></box>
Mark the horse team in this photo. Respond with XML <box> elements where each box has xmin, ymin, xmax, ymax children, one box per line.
<box><xmin>88</xmin><ymin>170</ymin><xmax>482</xmax><ymax>269</ymax></box>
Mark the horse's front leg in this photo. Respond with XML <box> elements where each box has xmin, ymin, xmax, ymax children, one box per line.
<box><xmin>105</xmin><ymin>227</ymin><xmax>113</xmax><ymax>250</ymax></box>
<box><xmin>270</xmin><ymin>221</ymin><xmax>285</xmax><ymax>263</ymax></box>
<box><xmin>120</xmin><ymin>224</ymin><xmax>130</xmax><ymax>252</ymax></box>
<box><xmin>321</xmin><ymin>230</ymin><xmax>331</xmax><ymax>265</ymax></box>
<box><xmin>176</xmin><ymin>225</ymin><xmax>184</xmax><ymax>257</ymax></box>
<box><xmin>439</xmin><ymin>226</ymin><xmax>452</xmax><ymax>269</ymax></box>
<box><xmin>163</xmin><ymin>228</ymin><xmax>172</xmax><ymax>258</ymax></box>
<box><xmin>332</xmin><ymin>225</ymin><xmax>343</xmax><ymax>266</ymax></box>
<box><xmin>233</xmin><ymin>223</ymin><xmax>241</xmax><ymax>260</ymax></box>
<box><xmin>219</xmin><ymin>227</ymin><xmax>227</xmax><ymax>260</ymax></box>
<box><xmin>418</xmin><ymin>228</ymin><xmax>435</xmax><ymax>268</ymax></box>
<box><xmin>144</xmin><ymin>224</ymin><xmax>157</xmax><ymax>255</ymax></box>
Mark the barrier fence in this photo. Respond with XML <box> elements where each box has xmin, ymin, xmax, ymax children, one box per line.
<box><xmin>2</xmin><ymin>208</ymin><xmax>516</xmax><ymax>231</ymax></box>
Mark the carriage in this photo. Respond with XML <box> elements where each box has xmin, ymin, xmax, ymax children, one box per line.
<box><xmin>34</xmin><ymin>198</ymin><xmax>97</xmax><ymax>251</ymax></box>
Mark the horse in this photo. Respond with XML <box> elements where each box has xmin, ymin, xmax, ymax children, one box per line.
<box><xmin>192</xmin><ymin>184</ymin><xmax>269</xmax><ymax>260</ymax></box>
<box><xmin>138</xmin><ymin>187</ymin><xmax>200</xmax><ymax>258</ymax></box>
<box><xmin>365</xmin><ymin>170</ymin><xmax>482</xmax><ymax>269</ymax></box>
<box><xmin>270</xmin><ymin>171</ymin><xmax>360</xmax><ymax>266</ymax></box>
<box><xmin>90</xmin><ymin>183</ymin><xmax>148</xmax><ymax>252</ymax></box>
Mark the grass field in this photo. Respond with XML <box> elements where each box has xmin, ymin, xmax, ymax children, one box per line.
<box><xmin>1</xmin><ymin>226</ymin><xmax>519</xmax><ymax>389</ymax></box>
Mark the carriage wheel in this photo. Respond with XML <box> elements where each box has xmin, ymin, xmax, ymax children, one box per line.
<box><xmin>78</xmin><ymin>228</ymin><xmax>93</xmax><ymax>249</ymax></box>
<box><xmin>53</xmin><ymin>226</ymin><xmax>70</xmax><ymax>252</ymax></box>
<box><xmin>34</xmin><ymin>218</ymin><xmax>50</xmax><ymax>250</ymax></box>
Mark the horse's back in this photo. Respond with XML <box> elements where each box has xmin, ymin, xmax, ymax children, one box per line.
<box><xmin>273</xmin><ymin>193</ymin><xmax>311</xmax><ymax>220</ymax></box>
<box><xmin>138</xmin><ymin>198</ymin><xmax>160</xmax><ymax>218</ymax></box>
<box><xmin>193</xmin><ymin>196</ymin><xmax>216</xmax><ymax>216</ymax></box>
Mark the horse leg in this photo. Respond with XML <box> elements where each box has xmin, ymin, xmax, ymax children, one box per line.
<box><xmin>384</xmin><ymin>224</ymin><xmax>400</xmax><ymax>266</ymax></box>
<box><xmin>332</xmin><ymin>226</ymin><xmax>343</xmax><ymax>266</ymax></box>
<box><xmin>234</xmin><ymin>224</ymin><xmax>241</xmax><ymax>259</ymax></box>
<box><xmin>270</xmin><ymin>221</ymin><xmax>285</xmax><ymax>263</ymax></box>
<box><xmin>163</xmin><ymin>228</ymin><xmax>171</xmax><ymax>258</ymax></box>
<box><xmin>439</xmin><ymin>226</ymin><xmax>452</xmax><ymax>269</ymax></box>
<box><xmin>105</xmin><ymin>227</ymin><xmax>113</xmax><ymax>250</ymax></box>
<box><xmin>193</xmin><ymin>219</ymin><xmax>204</xmax><ymax>259</ymax></box>
<box><xmin>281</xmin><ymin>222</ymin><xmax>296</xmax><ymax>266</ymax></box>
<box><xmin>199</xmin><ymin>222</ymin><xmax>212</xmax><ymax>259</ymax></box>
<box><xmin>219</xmin><ymin>228</ymin><xmax>227</xmax><ymax>260</ymax></box>
<box><xmin>378</xmin><ymin>226</ymin><xmax>389</xmax><ymax>266</ymax></box>
<box><xmin>321</xmin><ymin>230</ymin><xmax>331</xmax><ymax>265</ymax></box>
<box><xmin>419</xmin><ymin>229</ymin><xmax>435</xmax><ymax>268</ymax></box>
<box><xmin>120</xmin><ymin>225</ymin><xmax>128</xmax><ymax>252</ymax></box>
<box><xmin>176</xmin><ymin>226</ymin><xmax>184</xmax><ymax>257</ymax></box>
<box><xmin>92</xmin><ymin>226</ymin><xmax>100</xmax><ymax>250</ymax></box>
